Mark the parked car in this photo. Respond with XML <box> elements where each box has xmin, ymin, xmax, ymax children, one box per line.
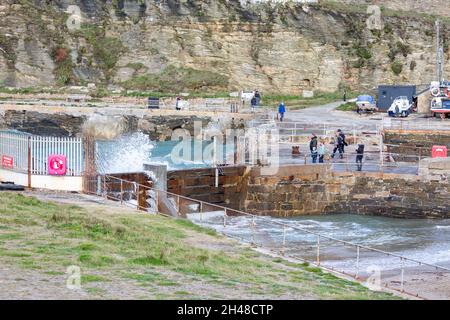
<box><xmin>388</xmin><ymin>96</ymin><xmax>412</xmax><ymax>117</ymax></box>
<box><xmin>356</xmin><ymin>95</ymin><xmax>377</xmax><ymax>113</ymax></box>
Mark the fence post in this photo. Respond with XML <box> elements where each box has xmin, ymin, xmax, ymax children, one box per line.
<box><xmin>120</xmin><ymin>180</ymin><xmax>123</xmax><ymax>204</ymax></box>
<box><xmin>345</xmin><ymin>153</ymin><xmax>348</xmax><ymax>172</ymax></box>
<box><xmin>281</xmin><ymin>225</ymin><xmax>286</xmax><ymax>256</ymax></box>
<box><xmin>200</xmin><ymin>201</ymin><xmax>203</xmax><ymax>222</ymax></box>
<box><xmin>400</xmin><ymin>257</ymin><xmax>405</xmax><ymax>293</ymax></box>
<box><xmin>136</xmin><ymin>184</ymin><xmax>140</xmax><ymax>211</ymax></box>
<box><xmin>177</xmin><ymin>194</ymin><xmax>180</xmax><ymax>216</ymax></box>
<box><xmin>356</xmin><ymin>245</ymin><xmax>360</xmax><ymax>280</ymax></box>
<box><xmin>251</xmin><ymin>215</ymin><xmax>256</xmax><ymax>245</ymax></box>
<box><xmin>223</xmin><ymin>208</ymin><xmax>227</xmax><ymax>235</ymax></box>
<box><xmin>316</xmin><ymin>235</ymin><xmax>320</xmax><ymax>266</ymax></box>
<box><xmin>27</xmin><ymin>136</ymin><xmax>31</xmax><ymax>189</ymax></box>
<box><xmin>102</xmin><ymin>175</ymin><xmax>106</xmax><ymax>199</ymax></box>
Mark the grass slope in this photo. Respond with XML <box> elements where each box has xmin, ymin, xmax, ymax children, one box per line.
<box><xmin>0</xmin><ymin>192</ymin><xmax>397</xmax><ymax>300</ymax></box>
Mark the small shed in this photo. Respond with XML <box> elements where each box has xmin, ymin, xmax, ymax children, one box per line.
<box><xmin>377</xmin><ymin>85</ymin><xmax>416</xmax><ymax>111</ymax></box>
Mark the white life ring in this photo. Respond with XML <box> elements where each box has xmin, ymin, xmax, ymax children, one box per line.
<box><xmin>431</xmin><ymin>87</ymin><xmax>441</xmax><ymax>97</ymax></box>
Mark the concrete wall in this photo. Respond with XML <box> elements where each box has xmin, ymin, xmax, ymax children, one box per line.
<box><xmin>167</xmin><ymin>166</ymin><xmax>248</xmax><ymax>210</ymax></box>
<box><xmin>245</xmin><ymin>164</ymin><xmax>450</xmax><ymax>218</ymax></box>
<box><xmin>0</xmin><ymin>169</ymin><xmax>83</xmax><ymax>191</ymax></box>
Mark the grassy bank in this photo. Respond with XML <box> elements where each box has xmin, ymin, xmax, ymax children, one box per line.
<box><xmin>337</xmin><ymin>102</ymin><xmax>357</xmax><ymax>112</ymax></box>
<box><xmin>263</xmin><ymin>91</ymin><xmax>356</xmax><ymax>110</ymax></box>
<box><xmin>0</xmin><ymin>192</ymin><xmax>397</xmax><ymax>299</ymax></box>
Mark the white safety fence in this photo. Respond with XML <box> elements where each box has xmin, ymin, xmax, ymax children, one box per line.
<box><xmin>0</xmin><ymin>131</ymin><xmax>83</xmax><ymax>176</ymax></box>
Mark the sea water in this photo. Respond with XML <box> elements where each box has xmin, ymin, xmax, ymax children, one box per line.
<box><xmin>198</xmin><ymin>214</ymin><xmax>450</xmax><ymax>270</ymax></box>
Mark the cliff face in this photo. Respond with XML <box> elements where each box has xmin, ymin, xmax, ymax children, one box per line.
<box><xmin>0</xmin><ymin>0</ymin><xmax>449</xmax><ymax>94</ymax></box>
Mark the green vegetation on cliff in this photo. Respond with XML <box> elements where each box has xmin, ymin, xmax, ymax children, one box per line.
<box><xmin>122</xmin><ymin>65</ymin><xmax>229</xmax><ymax>92</ymax></box>
<box><xmin>0</xmin><ymin>193</ymin><xmax>397</xmax><ymax>299</ymax></box>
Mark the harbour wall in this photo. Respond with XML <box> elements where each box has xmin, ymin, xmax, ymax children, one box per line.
<box><xmin>167</xmin><ymin>160</ymin><xmax>450</xmax><ymax>218</ymax></box>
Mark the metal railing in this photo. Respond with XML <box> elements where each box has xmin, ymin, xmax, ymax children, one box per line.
<box><xmin>381</xmin><ymin>118</ymin><xmax>450</xmax><ymax>132</ymax></box>
<box><xmin>0</xmin><ymin>131</ymin><xmax>84</xmax><ymax>176</ymax></box>
<box><xmin>86</xmin><ymin>174</ymin><xmax>450</xmax><ymax>300</ymax></box>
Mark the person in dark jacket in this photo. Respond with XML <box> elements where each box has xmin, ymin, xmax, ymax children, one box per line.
<box><xmin>356</xmin><ymin>144</ymin><xmax>364</xmax><ymax>171</ymax></box>
<box><xmin>310</xmin><ymin>134</ymin><xmax>318</xmax><ymax>163</ymax></box>
<box><xmin>278</xmin><ymin>102</ymin><xmax>286</xmax><ymax>122</ymax></box>
<box><xmin>331</xmin><ymin>131</ymin><xmax>344</xmax><ymax>159</ymax></box>
<box><xmin>337</xmin><ymin>129</ymin><xmax>348</xmax><ymax>154</ymax></box>
<box><xmin>254</xmin><ymin>90</ymin><xmax>261</xmax><ymax>106</ymax></box>
<box><xmin>251</xmin><ymin>97</ymin><xmax>257</xmax><ymax>109</ymax></box>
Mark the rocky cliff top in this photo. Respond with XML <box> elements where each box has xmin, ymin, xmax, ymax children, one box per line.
<box><xmin>0</xmin><ymin>0</ymin><xmax>449</xmax><ymax>94</ymax></box>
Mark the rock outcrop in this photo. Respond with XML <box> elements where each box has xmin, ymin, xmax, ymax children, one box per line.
<box><xmin>0</xmin><ymin>109</ymin><xmax>213</xmax><ymax>140</ymax></box>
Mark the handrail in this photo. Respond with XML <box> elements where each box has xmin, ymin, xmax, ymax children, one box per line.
<box><xmin>100</xmin><ymin>174</ymin><xmax>450</xmax><ymax>273</ymax></box>
<box><xmin>83</xmin><ymin>173</ymin><xmax>450</xmax><ymax>299</ymax></box>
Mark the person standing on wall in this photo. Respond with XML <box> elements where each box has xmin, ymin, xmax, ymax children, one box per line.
<box><xmin>318</xmin><ymin>139</ymin><xmax>326</xmax><ymax>163</ymax></box>
<box><xmin>251</xmin><ymin>96</ymin><xmax>257</xmax><ymax>110</ymax></box>
<box><xmin>356</xmin><ymin>144</ymin><xmax>365</xmax><ymax>171</ymax></box>
<box><xmin>175</xmin><ymin>96</ymin><xmax>182</xmax><ymax>110</ymax></box>
<box><xmin>331</xmin><ymin>131</ymin><xmax>344</xmax><ymax>159</ymax></box>
<box><xmin>278</xmin><ymin>102</ymin><xmax>286</xmax><ymax>122</ymax></box>
<box><xmin>310</xmin><ymin>134</ymin><xmax>318</xmax><ymax>163</ymax></box>
<box><xmin>338</xmin><ymin>129</ymin><xmax>348</xmax><ymax>156</ymax></box>
<box><xmin>254</xmin><ymin>90</ymin><xmax>261</xmax><ymax>106</ymax></box>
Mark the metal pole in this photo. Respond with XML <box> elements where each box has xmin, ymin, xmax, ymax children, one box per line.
<box><xmin>380</xmin><ymin>132</ymin><xmax>384</xmax><ymax>172</ymax></box>
<box><xmin>103</xmin><ymin>175</ymin><xmax>106</xmax><ymax>199</ymax></box>
<box><xmin>400</xmin><ymin>257</ymin><xmax>405</xmax><ymax>292</ymax></box>
<box><xmin>120</xmin><ymin>180</ymin><xmax>123</xmax><ymax>204</ymax></box>
<box><xmin>27</xmin><ymin>136</ymin><xmax>31</xmax><ymax>189</ymax></box>
<box><xmin>154</xmin><ymin>189</ymin><xmax>158</xmax><ymax>213</ymax></box>
<box><xmin>200</xmin><ymin>201</ymin><xmax>203</xmax><ymax>222</ymax></box>
<box><xmin>234</xmin><ymin>135</ymin><xmax>238</xmax><ymax>165</ymax></box>
<box><xmin>251</xmin><ymin>215</ymin><xmax>256</xmax><ymax>245</ymax></box>
<box><xmin>345</xmin><ymin>152</ymin><xmax>348</xmax><ymax>172</ymax></box>
<box><xmin>223</xmin><ymin>208</ymin><xmax>227</xmax><ymax>235</ymax></box>
<box><xmin>356</xmin><ymin>245</ymin><xmax>360</xmax><ymax>279</ymax></box>
<box><xmin>316</xmin><ymin>235</ymin><xmax>320</xmax><ymax>266</ymax></box>
<box><xmin>177</xmin><ymin>194</ymin><xmax>180</xmax><ymax>216</ymax></box>
<box><xmin>282</xmin><ymin>225</ymin><xmax>286</xmax><ymax>256</ymax></box>
<box><xmin>136</xmin><ymin>184</ymin><xmax>140</xmax><ymax>211</ymax></box>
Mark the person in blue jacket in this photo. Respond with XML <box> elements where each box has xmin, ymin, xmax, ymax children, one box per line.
<box><xmin>278</xmin><ymin>102</ymin><xmax>286</xmax><ymax>122</ymax></box>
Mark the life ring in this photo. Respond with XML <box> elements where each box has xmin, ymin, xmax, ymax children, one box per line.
<box><xmin>431</xmin><ymin>87</ymin><xmax>441</xmax><ymax>97</ymax></box>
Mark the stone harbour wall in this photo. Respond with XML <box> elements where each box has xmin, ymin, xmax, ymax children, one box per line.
<box><xmin>245</xmin><ymin>164</ymin><xmax>450</xmax><ymax>218</ymax></box>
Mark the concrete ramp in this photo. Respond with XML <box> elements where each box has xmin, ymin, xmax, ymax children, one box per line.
<box><xmin>158</xmin><ymin>193</ymin><xmax>179</xmax><ymax>217</ymax></box>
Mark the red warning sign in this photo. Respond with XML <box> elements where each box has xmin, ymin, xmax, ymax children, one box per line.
<box><xmin>1</xmin><ymin>155</ymin><xmax>14</xmax><ymax>169</ymax></box>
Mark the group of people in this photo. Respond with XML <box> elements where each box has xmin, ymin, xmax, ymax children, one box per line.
<box><xmin>309</xmin><ymin>129</ymin><xmax>347</xmax><ymax>163</ymax></box>
<box><xmin>309</xmin><ymin>130</ymin><xmax>365</xmax><ymax>171</ymax></box>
